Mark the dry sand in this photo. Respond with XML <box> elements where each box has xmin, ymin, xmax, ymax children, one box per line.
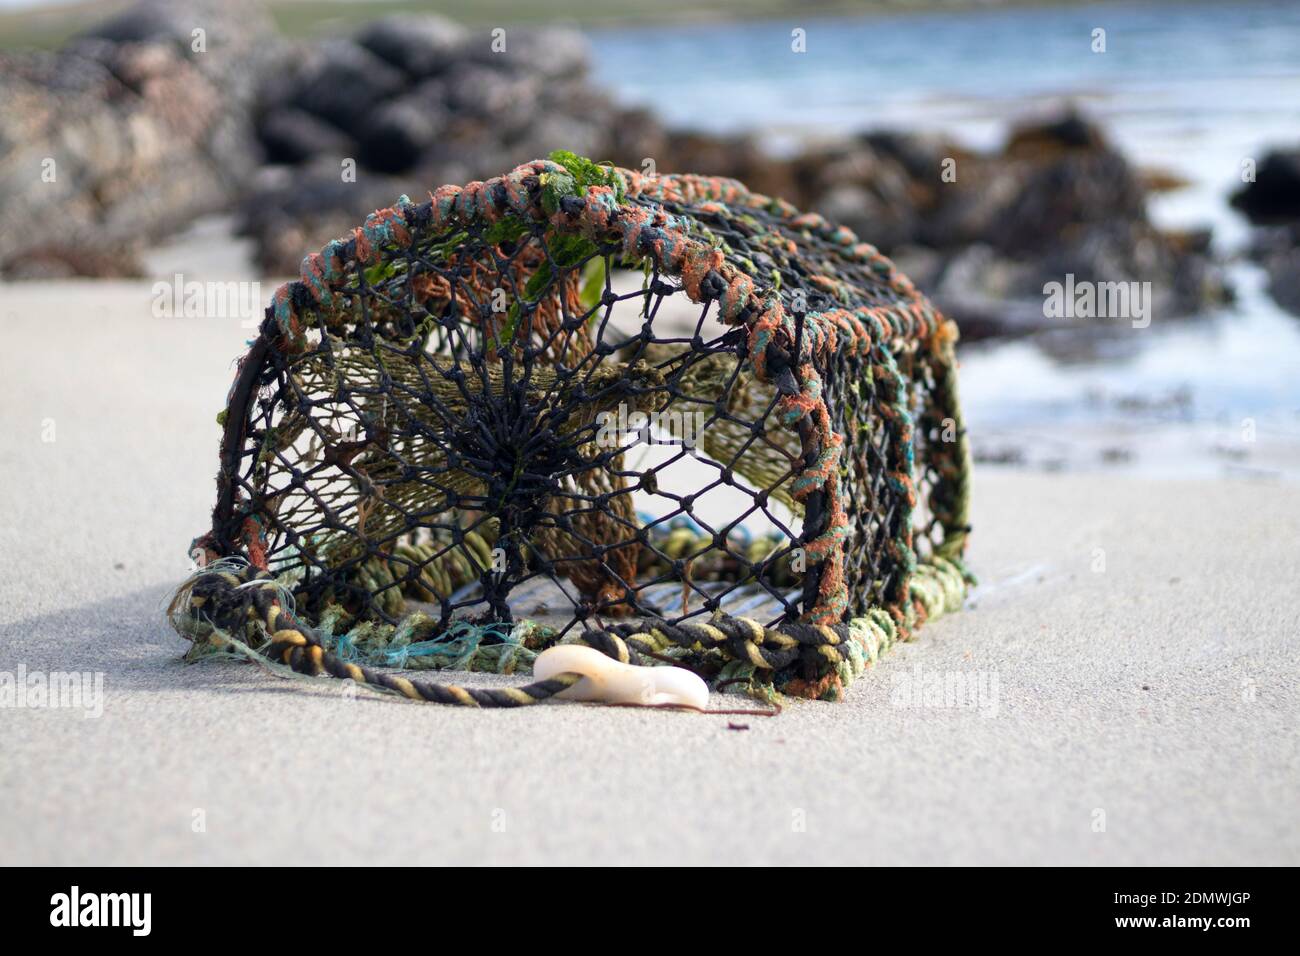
<box><xmin>1</xmin><ymin>279</ymin><xmax>1297</xmax><ymax>865</ymax></box>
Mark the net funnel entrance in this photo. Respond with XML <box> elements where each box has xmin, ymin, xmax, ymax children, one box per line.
<box><xmin>181</xmin><ymin>155</ymin><xmax>972</xmax><ymax>703</ymax></box>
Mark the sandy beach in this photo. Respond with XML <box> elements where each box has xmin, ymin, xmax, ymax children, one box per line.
<box><xmin>1</xmin><ymin>279</ymin><xmax>1296</xmax><ymax>866</ymax></box>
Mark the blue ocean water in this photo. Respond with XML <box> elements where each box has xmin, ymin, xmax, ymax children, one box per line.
<box><xmin>590</xmin><ymin>1</ymin><xmax>1300</xmax><ymax>134</ymax></box>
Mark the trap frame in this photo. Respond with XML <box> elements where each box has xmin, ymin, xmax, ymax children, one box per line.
<box><xmin>172</xmin><ymin>153</ymin><xmax>972</xmax><ymax>704</ymax></box>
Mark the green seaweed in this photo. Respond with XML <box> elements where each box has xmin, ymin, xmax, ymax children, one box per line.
<box><xmin>497</xmin><ymin>232</ymin><xmax>603</xmax><ymax>347</ymax></box>
<box><xmin>578</xmin><ymin>256</ymin><xmax>607</xmax><ymax>313</ymax></box>
<box><xmin>540</xmin><ymin>149</ymin><xmax>626</xmax><ymax>214</ymax></box>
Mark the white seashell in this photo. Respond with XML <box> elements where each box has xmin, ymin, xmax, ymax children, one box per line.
<box><xmin>534</xmin><ymin>645</ymin><xmax>709</xmax><ymax>709</ymax></box>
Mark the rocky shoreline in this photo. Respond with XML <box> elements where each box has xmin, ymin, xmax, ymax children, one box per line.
<box><xmin>0</xmin><ymin>0</ymin><xmax>1270</xmax><ymax>336</ymax></box>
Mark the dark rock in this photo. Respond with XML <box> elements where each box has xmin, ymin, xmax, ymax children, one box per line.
<box><xmin>1004</xmin><ymin>109</ymin><xmax>1108</xmax><ymax>156</ymax></box>
<box><xmin>1245</xmin><ymin>224</ymin><xmax>1300</xmax><ymax>318</ymax></box>
<box><xmin>918</xmin><ymin>245</ymin><xmax>1056</xmax><ymax>341</ymax></box>
<box><xmin>1265</xmin><ymin>245</ymin><xmax>1300</xmax><ymax>316</ymax></box>
<box><xmin>1231</xmin><ymin>148</ymin><xmax>1300</xmax><ymax>224</ymax></box>
<box><xmin>355</xmin><ymin>14</ymin><xmax>468</xmax><ymax>78</ymax></box>
<box><xmin>771</xmin><ymin>133</ymin><xmax>964</xmax><ymax>252</ymax></box>
<box><xmin>779</xmin><ymin>112</ymin><xmax>1232</xmax><ymax>335</ymax></box>
<box><xmin>994</xmin><ymin>151</ymin><xmax>1147</xmax><ymax>256</ymax></box>
<box><xmin>258</xmin><ymin>108</ymin><xmax>355</xmax><ymax>166</ymax></box>
<box><xmin>861</xmin><ymin>129</ymin><xmax>961</xmax><ymax>183</ymax></box>
<box><xmin>818</xmin><ymin>182</ymin><xmax>919</xmax><ymax>254</ymax></box>
<box><xmin>443</xmin><ymin>61</ymin><xmax>540</xmax><ymax>136</ymax></box>
<box><xmin>238</xmin><ymin>160</ymin><xmax>369</xmax><ymax>236</ymax></box>
<box><xmin>234</xmin><ymin>16</ymin><xmax>639</xmax><ymax>272</ymax></box>
<box><xmin>236</xmin><ymin>159</ymin><xmax>405</xmax><ymax>274</ymax></box>
<box><xmin>930</xmin><ymin>113</ymin><xmax>1227</xmax><ymax>330</ymax></box>
<box><xmin>288</xmin><ymin>39</ymin><xmax>408</xmax><ymax>138</ymax></box>
<box><xmin>357</xmin><ymin>95</ymin><xmax>448</xmax><ymax>174</ymax></box>
<box><xmin>1233</xmin><ymin>146</ymin><xmax>1300</xmax><ymax>316</ymax></box>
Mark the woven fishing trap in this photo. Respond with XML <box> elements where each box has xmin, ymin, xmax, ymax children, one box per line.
<box><xmin>171</xmin><ymin>152</ymin><xmax>973</xmax><ymax>706</ymax></box>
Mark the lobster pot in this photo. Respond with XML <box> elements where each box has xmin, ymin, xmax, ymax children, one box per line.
<box><xmin>196</xmin><ymin>156</ymin><xmax>971</xmax><ymax>647</ymax></box>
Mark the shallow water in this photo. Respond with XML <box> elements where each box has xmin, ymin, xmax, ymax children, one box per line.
<box><xmin>588</xmin><ymin>0</ymin><xmax>1300</xmax><ymax>476</ymax></box>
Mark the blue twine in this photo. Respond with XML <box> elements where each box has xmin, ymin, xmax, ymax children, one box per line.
<box><xmin>383</xmin><ymin>620</ymin><xmax>516</xmax><ymax>669</ymax></box>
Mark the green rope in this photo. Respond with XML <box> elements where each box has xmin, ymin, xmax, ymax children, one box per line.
<box><xmin>169</xmin><ymin>556</ymin><xmax>966</xmax><ymax>706</ymax></box>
